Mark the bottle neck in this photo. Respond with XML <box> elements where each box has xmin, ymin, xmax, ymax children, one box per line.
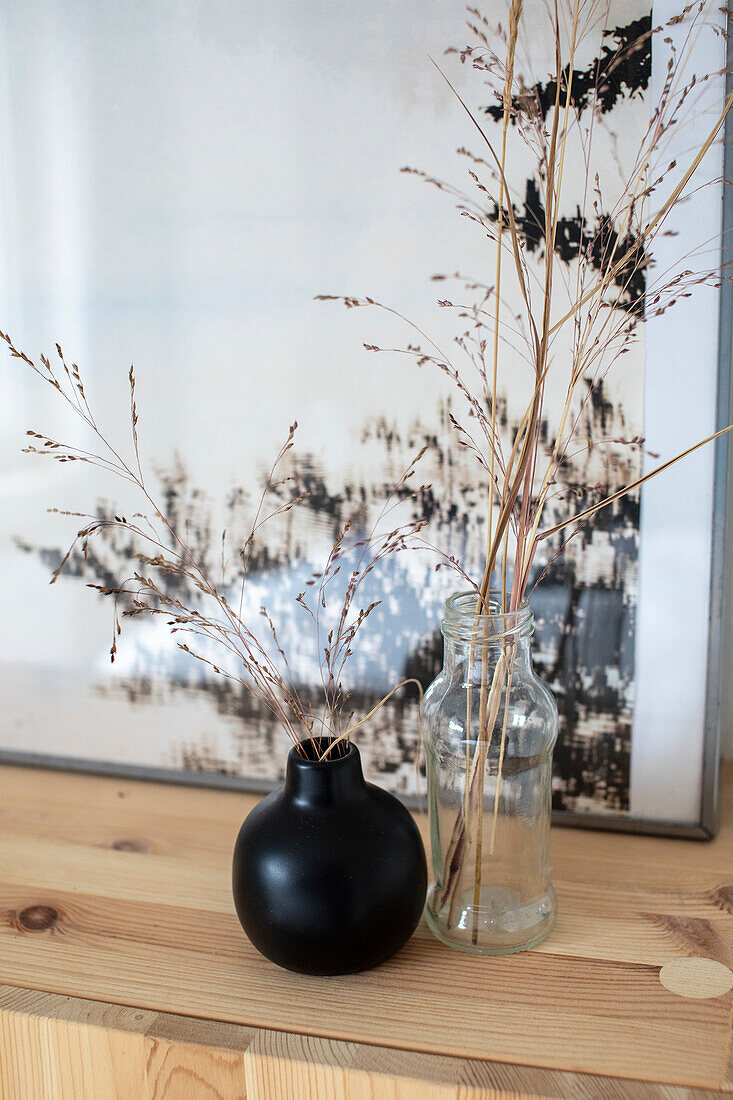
<box><xmin>443</xmin><ymin>634</ymin><xmax>533</xmax><ymax>680</ymax></box>
<box><xmin>440</xmin><ymin>590</ymin><xmax>535</xmax><ymax>681</ymax></box>
<box><xmin>284</xmin><ymin>740</ymin><xmax>367</xmax><ymax>807</ymax></box>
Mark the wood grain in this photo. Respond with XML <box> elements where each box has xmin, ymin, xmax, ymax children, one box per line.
<box><xmin>0</xmin><ymin>986</ymin><xmax>247</xmax><ymax>1100</ymax></box>
<box><xmin>0</xmin><ymin>984</ymin><xmax>728</xmax><ymax>1099</ymax></box>
<box><xmin>0</xmin><ymin>764</ymin><xmax>732</xmax><ymax>1095</ymax></box>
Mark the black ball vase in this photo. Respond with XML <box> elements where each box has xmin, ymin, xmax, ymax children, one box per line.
<box><xmin>232</xmin><ymin>738</ymin><xmax>427</xmax><ymax>975</ymax></box>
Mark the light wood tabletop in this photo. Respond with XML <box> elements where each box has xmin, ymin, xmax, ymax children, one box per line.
<box><xmin>1</xmin><ymin>762</ymin><xmax>732</xmax><ymax>1099</ymax></box>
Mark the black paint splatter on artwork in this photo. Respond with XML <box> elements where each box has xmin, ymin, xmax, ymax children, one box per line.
<box><xmin>482</xmin><ymin>13</ymin><xmax>651</xmax><ymax>311</ymax></box>
<box><xmin>484</xmin><ymin>16</ymin><xmax>652</xmax><ymax>125</ymax></box>
<box><xmin>508</xmin><ymin>179</ymin><xmax>647</xmax><ymax>312</ymax></box>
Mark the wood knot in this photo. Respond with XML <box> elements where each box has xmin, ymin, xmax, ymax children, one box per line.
<box><xmin>15</xmin><ymin>905</ymin><xmax>59</xmax><ymax>932</ymax></box>
<box><xmin>644</xmin><ymin>913</ymin><xmax>726</xmax><ymax>962</ymax></box>
<box><xmin>111</xmin><ymin>838</ymin><xmax>148</xmax><ymax>853</ymax></box>
<box><xmin>711</xmin><ymin>885</ymin><xmax>733</xmax><ymax>915</ymax></box>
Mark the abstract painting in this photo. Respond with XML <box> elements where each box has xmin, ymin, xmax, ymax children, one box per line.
<box><xmin>0</xmin><ymin>0</ymin><xmax>726</xmax><ymax>831</ymax></box>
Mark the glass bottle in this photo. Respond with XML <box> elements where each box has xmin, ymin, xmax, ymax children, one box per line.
<box><xmin>423</xmin><ymin>591</ymin><xmax>558</xmax><ymax>954</ymax></box>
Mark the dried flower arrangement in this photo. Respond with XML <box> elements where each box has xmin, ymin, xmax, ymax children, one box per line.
<box><xmin>3</xmin><ymin>331</ymin><xmax>431</xmax><ymax>762</ymax></box>
<box><xmin>3</xmin><ymin>0</ymin><xmax>730</xmax><ymax>964</ymax></box>
<box><xmin>320</xmin><ymin>0</ymin><xmax>732</xmax><ymax>940</ymax></box>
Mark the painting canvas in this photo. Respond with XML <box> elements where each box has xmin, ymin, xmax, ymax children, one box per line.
<box><xmin>0</xmin><ymin>0</ymin><xmax>727</xmax><ymax>833</ymax></box>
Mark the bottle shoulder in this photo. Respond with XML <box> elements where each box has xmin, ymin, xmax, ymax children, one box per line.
<box><xmin>422</xmin><ymin>662</ymin><xmax>558</xmax><ymax>754</ymax></box>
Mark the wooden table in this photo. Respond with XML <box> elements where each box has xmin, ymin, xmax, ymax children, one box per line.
<box><xmin>1</xmin><ymin>764</ymin><xmax>732</xmax><ymax>1099</ymax></box>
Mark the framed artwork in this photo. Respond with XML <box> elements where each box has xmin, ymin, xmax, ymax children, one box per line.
<box><xmin>0</xmin><ymin>0</ymin><xmax>729</xmax><ymax>836</ymax></box>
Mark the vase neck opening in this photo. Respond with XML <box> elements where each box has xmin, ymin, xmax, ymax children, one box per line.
<box><xmin>285</xmin><ymin>738</ymin><xmax>367</xmax><ymax>806</ymax></box>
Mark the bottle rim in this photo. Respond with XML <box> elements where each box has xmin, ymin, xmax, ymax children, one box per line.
<box><xmin>441</xmin><ymin>590</ymin><xmax>534</xmax><ymax>642</ymax></box>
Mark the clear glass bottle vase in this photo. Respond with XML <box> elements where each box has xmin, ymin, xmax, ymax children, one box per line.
<box><xmin>423</xmin><ymin>591</ymin><xmax>558</xmax><ymax>954</ymax></box>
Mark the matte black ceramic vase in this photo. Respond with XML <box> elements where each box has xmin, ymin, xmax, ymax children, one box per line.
<box><xmin>232</xmin><ymin>737</ymin><xmax>427</xmax><ymax>975</ymax></box>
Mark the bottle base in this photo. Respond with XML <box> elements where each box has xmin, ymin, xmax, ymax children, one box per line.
<box><xmin>425</xmin><ymin>882</ymin><xmax>557</xmax><ymax>956</ymax></box>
